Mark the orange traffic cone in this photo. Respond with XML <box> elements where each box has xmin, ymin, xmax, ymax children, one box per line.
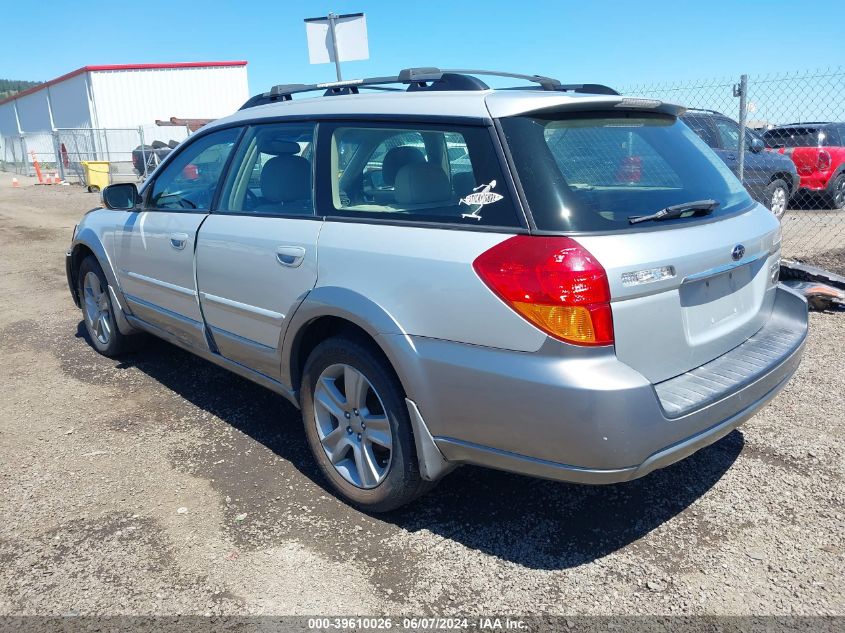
<box><xmin>11</xmin><ymin>177</ymin><xmax>19</xmax><ymax>188</ymax></box>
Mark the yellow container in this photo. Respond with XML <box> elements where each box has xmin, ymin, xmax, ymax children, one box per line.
<box><xmin>80</xmin><ymin>161</ymin><xmax>110</xmax><ymax>192</ymax></box>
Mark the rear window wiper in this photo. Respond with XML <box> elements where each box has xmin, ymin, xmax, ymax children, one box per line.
<box><xmin>628</xmin><ymin>199</ymin><xmax>720</xmax><ymax>225</ymax></box>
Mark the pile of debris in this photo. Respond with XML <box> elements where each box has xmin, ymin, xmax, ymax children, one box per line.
<box><xmin>781</xmin><ymin>261</ymin><xmax>845</xmax><ymax>311</ymax></box>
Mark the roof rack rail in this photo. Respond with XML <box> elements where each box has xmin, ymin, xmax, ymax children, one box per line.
<box><xmin>239</xmin><ymin>67</ymin><xmax>618</xmax><ymax>110</ymax></box>
<box><xmin>682</xmin><ymin>107</ymin><xmax>727</xmax><ymax>116</ymax></box>
<box><xmin>776</xmin><ymin>121</ymin><xmax>832</xmax><ymax>126</ymax></box>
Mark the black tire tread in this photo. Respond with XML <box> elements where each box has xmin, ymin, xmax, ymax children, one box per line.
<box><xmin>300</xmin><ymin>334</ymin><xmax>434</xmax><ymax>512</ymax></box>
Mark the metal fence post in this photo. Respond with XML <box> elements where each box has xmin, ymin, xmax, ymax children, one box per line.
<box><xmin>139</xmin><ymin>126</ymin><xmax>148</xmax><ymax>180</ymax></box>
<box><xmin>735</xmin><ymin>73</ymin><xmax>748</xmax><ymax>183</ymax></box>
<box><xmin>52</xmin><ymin>131</ymin><xmax>66</xmax><ymax>182</ymax></box>
<box><xmin>19</xmin><ymin>135</ymin><xmax>28</xmax><ymax>176</ymax></box>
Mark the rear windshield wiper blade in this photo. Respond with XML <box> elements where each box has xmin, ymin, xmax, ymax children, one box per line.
<box><xmin>628</xmin><ymin>199</ymin><xmax>720</xmax><ymax>225</ymax></box>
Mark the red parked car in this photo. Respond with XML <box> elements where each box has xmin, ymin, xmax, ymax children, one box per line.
<box><xmin>762</xmin><ymin>123</ymin><xmax>845</xmax><ymax>209</ymax></box>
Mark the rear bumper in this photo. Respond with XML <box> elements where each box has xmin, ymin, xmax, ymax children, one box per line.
<box><xmin>409</xmin><ymin>285</ymin><xmax>808</xmax><ymax>484</ymax></box>
<box><xmin>797</xmin><ymin>172</ymin><xmax>833</xmax><ymax>192</ymax></box>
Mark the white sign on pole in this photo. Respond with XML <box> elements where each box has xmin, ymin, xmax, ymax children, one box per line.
<box><xmin>305</xmin><ymin>13</ymin><xmax>369</xmax><ymax>65</ymax></box>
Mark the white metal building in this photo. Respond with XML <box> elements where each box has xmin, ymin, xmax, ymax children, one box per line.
<box><xmin>0</xmin><ymin>61</ymin><xmax>249</xmax><ymax>177</ymax></box>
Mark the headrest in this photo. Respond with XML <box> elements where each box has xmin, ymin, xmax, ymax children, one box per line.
<box><xmin>393</xmin><ymin>163</ymin><xmax>451</xmax><ymax>206</ymax></box>
<box><xmin>258</xmin><ymin>138</ymin><xmax>301</xmax><ymax>156</ymax></box>
<box><xmin>260</xmin><ymin>155</ymin><xmax>311</xmax><ymax>202</ymax></box>
<box><xmin>382</xmin><ymin>146</ymin><xmax>426</xmax><ymax>186</ymax></box>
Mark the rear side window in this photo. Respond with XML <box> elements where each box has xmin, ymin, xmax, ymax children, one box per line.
<box><xmin>712</xmin><ymin>118</ymin><xmax>742</xmax><ymax>152</ymax></box>
<box><xmin>682</xmin><ymin>115</ymin><xmax>719</xmax><ymax>148</ymax></box>
<box><xmin>320</xmin><ymin>122</ymin><xmax>522</xmax><ymax>228</ymax></box>
<box><xmin>763</xmin><ymin>127</ymin><xmax>828</xmax><ymax>148</ymax></box>
<box><xmin>500</xmin><ymin>111</ymin><xmax>751</xmax><ymax>233</ymax></box>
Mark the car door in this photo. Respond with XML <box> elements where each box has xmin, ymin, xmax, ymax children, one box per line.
<box><xmin>195</xmin><ymin>122</ymin><xmax>321</xmax><ymax>378</ymax></box>
<box><xmin>114</xmin><ymin>127</ymin><xmax>241</xmax><ymax>349</ymax></box>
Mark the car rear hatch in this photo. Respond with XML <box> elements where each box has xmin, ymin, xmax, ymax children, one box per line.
<box><xmin>784</xmin><ymin>146</ymin><xmax>823</xmax><ymax>176</ymax></box>
<box><xmin>578</xmin><ymin>211</ymin><xmax>780</xmax><ymax>382</ymax></box>
<box><xmin>764</xmin><ymin>127</ymin><xmax>827</xmax><ymax>176</ymax></box>
<box><xmin>496</xmin><ymin>97</ymin><xmax>783</xmax><ymax>383</ymax></box>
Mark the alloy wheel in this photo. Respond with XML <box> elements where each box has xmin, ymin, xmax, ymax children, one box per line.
<box><xmin>313</xmin><ymin>363</ymin><xmax>393</xmax><ymax>489</ymax></box>
<box><xmin>834</xmin><ymin>177</ymin><xmax>845</xmax><ymax>209</ymax></box>
<box><xmin>83</xmin><ymin>272</ymin><xmax>112</xmax><ymax>346</ymax></box>
<box><xmin>770</xmin><ymin>187</ymin><xmax>787</xmax><ymax>219</ymax></box>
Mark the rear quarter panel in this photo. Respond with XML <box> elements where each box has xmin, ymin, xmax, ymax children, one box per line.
<box><xmin>314</xmin><ymin>222</ymin><xmax>547</xmax><ymax>352</ymax></box>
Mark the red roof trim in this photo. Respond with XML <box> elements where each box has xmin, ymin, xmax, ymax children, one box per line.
<box><xmin>0</xmin><ymin>61</ymin><xmax>248</xmax><ymax>106</ymax></box>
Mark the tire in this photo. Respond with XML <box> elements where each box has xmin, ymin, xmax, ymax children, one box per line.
<box><xmin>300</xmin><ymin>336</ymin><xmax>432</xmax><ymax>512</ymax></box>
<box><xmin>77</xmin><ymin>256</ymin><xmax>132</xmax><ymax>358</ymax></box>
<box><xmin>765</xmin><ymin>179</ymin><xmax>789</xmax><ymax>220</ymax></box>
<box><xmin>828</xmin><ymin>174</ymin><xmax>845</xmax><ymax>210</ymax></box>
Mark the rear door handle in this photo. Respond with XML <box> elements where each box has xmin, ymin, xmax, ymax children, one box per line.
<box><xmin>169</xmin><ymin>232</ymin><xmax>189</xmax><ymax>250</ymax></box>
<box><xmin>276</xmin><ymin>246</ymin><xmax>306</xmax><ymax>268</ymax></box>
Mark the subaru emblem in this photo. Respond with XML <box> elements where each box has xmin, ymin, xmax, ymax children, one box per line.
<box><xmin>731</xmin><ymin>244</ymin><xmax>745</xmax><ymax>261</ymax></box>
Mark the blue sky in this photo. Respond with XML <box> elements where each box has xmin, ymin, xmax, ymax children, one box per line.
<box><xmin>4</xmin><ymin>0</ymin><xmax>843</xmax><ymax>95</ymax></box>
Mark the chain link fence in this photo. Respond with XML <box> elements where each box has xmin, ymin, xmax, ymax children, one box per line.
<box><xmin>622</xmin><ymin>68</ymin><xmax>845</xmax><ymax>274</ymax></box>
<box><xmin>0</xmin><ymin>124</ymin><xmax>191</xmax><ymax>186</ymax></box>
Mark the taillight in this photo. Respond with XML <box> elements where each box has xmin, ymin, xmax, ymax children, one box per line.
<box><xmin>472</xmin><ymin>235</ymin><xmax>614</xmax><ymax>346</ymax></box>
<box><xmin>818</xmin><ymin>150</ymin><xmax>831</xmax><ymax>171</ymax></box>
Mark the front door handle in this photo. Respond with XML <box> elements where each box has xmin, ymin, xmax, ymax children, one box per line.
<box><xmin>169</xmin><ymin>232</ymin><xmax>189</xmax><ymax>250</ymax></box>
<box><xmin>276</xmin><ymin>246</ymin><xmax>306</xmax><ymax>268</ymax></box>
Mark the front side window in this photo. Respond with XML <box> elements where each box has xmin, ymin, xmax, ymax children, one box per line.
<box><xmin>500</xmin><ymin>111</ymin><xmax>751</xmax><ymax>233</ymax></box>
<box><xmin>322</xmin><ymin>123</ymin><xmax>522</xmax><ymax>228</ymax></box>
<box><xmin>218</xmin><ymin>122</ymin><xmax>315</xmax><ymax>216</ymax></box>
<box><xmin>148</xmin><ymin>127</ymin><xmax>240</xmax><ymax>211</ymax></box>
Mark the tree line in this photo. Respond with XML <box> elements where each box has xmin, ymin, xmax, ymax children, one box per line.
<box><xmin>0</xmin><ymin>79</ymin><xmax>42</xmax><ymax>100</ymax></box>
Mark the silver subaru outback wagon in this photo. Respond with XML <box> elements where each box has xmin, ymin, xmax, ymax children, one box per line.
<box><xmin>66</xmin><ymin>68</ymin><xmax>808</xmax><ymax>511</ymax></box>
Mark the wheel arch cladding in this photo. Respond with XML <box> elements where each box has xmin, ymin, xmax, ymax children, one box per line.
<box><xmin>70</xmin><ymin>231</ymin><xmax>136</xmax><ymax>335</ymax></box>
<box><xmin>282</xmin><ymin>287</ymin><xmax>427</xmax><ymax>405</ymax></box>
<box><xmin>69</xmin><ymin>243</ymin><xmax>96</xmax><ymax>302</ymax></box>
<box><xmin>770</xmin><ymin>172</ymin><xmax>793</xmax><ymax>189</ymax></box>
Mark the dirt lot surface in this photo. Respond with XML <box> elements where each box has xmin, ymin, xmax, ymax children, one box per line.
<box><xmin>0</xmin><ymin>172</ymin><xmax>843</xmax><ymax>618</ymax></box>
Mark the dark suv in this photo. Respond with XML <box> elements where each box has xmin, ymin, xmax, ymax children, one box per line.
<box><xmin>682</xmin><ymin>109</ymin><xmax>798</xmax><ymax>219</ymax></box>
<box><xmin>762</xmin><ymin>123</ymin><xmax>845</xmax><ymax>210</ymax></box>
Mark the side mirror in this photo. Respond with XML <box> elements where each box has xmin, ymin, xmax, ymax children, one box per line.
<box><xmin>102</xmin><ymin>183</ymin><xmax>140</xmax><ymax>210</ymax></box>
<box><xmin>749</xmin><ymin>137</ymin><xmax>765</xmax><ymax>153</ymax></box>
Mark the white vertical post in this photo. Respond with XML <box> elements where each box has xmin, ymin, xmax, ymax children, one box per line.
<box><xmin>327</xmin><ymin>12</ymin><xmax>343</xmax><ymax>81</ymax></box>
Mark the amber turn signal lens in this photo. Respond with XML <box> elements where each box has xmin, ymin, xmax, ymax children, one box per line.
<box><xmin>512</xmin><ymin>303</ymin><xmax>596</xmax><ymax>343</ymax></box>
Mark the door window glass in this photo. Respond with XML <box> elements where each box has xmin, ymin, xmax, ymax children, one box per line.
<box><xmin>325</xmin><ymin>123</ymin><xmax>521</xmax><ymax>228</ymax></box>
<box><xmin>682</xmin><ymin>116</ymin><xmax>719</xmax><ymax>148</ymax></box>
<box><xmin>219</xmin><ymin>123</ymin><xmax>316</xmax><ymax>216</ymax></box>
<box><xmin>713</xmin><ymin>118</ymin><xmax>742</xmax><ymax>152</ymax></box>
<box><xmin>148</xmin><ymin>127</ymin><xmax>240</xmax><ymax>211</ymax></box>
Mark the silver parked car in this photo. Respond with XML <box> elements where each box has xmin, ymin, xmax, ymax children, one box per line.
<box><xmin>66</xmin><ymin>68</ymin><xmax>808</xmax><ymax>511</ymax></box>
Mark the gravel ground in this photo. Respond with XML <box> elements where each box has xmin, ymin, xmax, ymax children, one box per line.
<box><xmin>798</xmin><ymin>247</ymin><xmax>845</xmax><ymax>277</ymax></box>
<box><xmin>0</xmin><ymin>172</ymin><xmax>843</xmax><ymax>618</ymax></box>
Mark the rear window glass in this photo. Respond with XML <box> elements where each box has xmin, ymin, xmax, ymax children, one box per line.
<box><xmin>762</xmin><ymin>127</ymin><xmax>832</xmax><ymax>148</ymax></box>
<box><xmin>500</xmin><ymin>111</ymin><xmax>752</xmax><ymax>233</ymax></box>
<box><xmin>321</xmin><ymin>123</ymin><xmax>522</xmax><ymax>228</ymax></box>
